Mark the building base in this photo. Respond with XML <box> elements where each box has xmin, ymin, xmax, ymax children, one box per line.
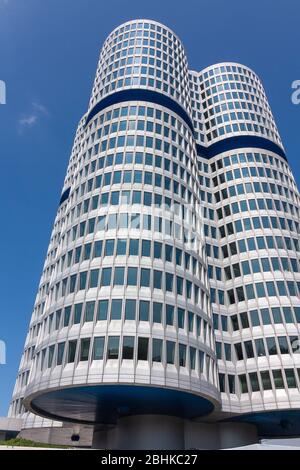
<box><xmin>92</xmin><ymin>415</ymin><xmax>259</xmax><ymax>450</ymax></box>
<box><xmin>19</xmin><ymin>423</ymin><xmax>93</xmax><ymax>447</ymax></box>
<box><xmin>0</xmin><ymin>418</ymin><xmax>22</xmax><ymax>441</ymax></box>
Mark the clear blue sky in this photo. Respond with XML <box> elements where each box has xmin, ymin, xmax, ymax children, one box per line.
<box><xmin>0</xmin><ymin>0</ymin><xmax>299</xmax><ymax>416</ymax></box>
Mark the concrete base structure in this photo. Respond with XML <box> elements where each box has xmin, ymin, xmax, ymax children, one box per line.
<box><xmin>19</xmin><ymin>423</ymin><xmax>93</xmax><ymax>447</ymax></box>
<box><xmin>92</xmin><ymin>415</ymin><xmax>259</xmax><ymax>450</ymax></box>
<box><xmin>0</xmin><ymin>418</ymin><xmax>22</xmax><ymax>441</ymax></box>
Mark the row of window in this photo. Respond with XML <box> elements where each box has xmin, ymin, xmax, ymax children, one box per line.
<box><xmin>73</xmin><ymin>173</ymin><xmax>199</xmax><ymax>209</ymax></box>
<box><xmin>213</xmin><ymin>165</ymin><xmax>294</xmax><ymax>194</ymax></box>
<box><xmin>58</xmin><ymin>210</ymin><xmax>201</xmax><ymax>253</ymax></box>
<box><xmin>226</xmin><ymin>279</ymin><xmax>300</xmax><ymax>305</ymax></box>
<box><xmin>217</xmin><ymin>334</ymin><xmax>298</xmax><ymax>362</ymax></box>
<box><xmin>237</xmin><ymin>368</ymin><xmax>300</xmax><ymax>394</ymax></box>
<box><xmin>45</xmin><ymin>299</ymin><xmax>211</xmax><ymax>337</ymax></box>
<box><xmin>52</xmin><ymin>266</ymin><xmax>208</xmax><ymax>307</ymax></box>
<box><xmin>213</xmin><ymin>307</ymin><xmax>300</xmax><ymax>333</ymax></box>
<box><xmin>58</xmin><ymin>238</ymin><xmax>203</xmax><ymax>278</ymax></box>
<box><xmin>222</xmin><ymin>256</ymin><xmax>299</xmax><ymax>280</ymax></box>
<box><xmin>214</xmin><ymin>181</ymin><xmax>299</xmax><ymax>216</ymax></box>
<box><xmin>206</xmin><ymin>234</ymin><xmax>300</xmax><ymax>260</ymax></box>
<box><xmin>219</xmin><ymin>368</ymin><xmax>300</xmax><ymax>395</ymax></box>
<box><xmin>36</xmin><ymin>336</ymin><xmax>214</xmax><ymax>374</ymax></box>
<box><xmin>216</xmin><ymin>198</ymin><xmax>298</xmax><ymax>222</ymax></box>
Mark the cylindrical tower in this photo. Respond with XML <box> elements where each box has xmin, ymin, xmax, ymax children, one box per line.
<box><xmin>9</xmin><ymin>26</ymin><xmax>300</xmax><ymax>448</ymax></box>
<box><xmin>9</xmin><ymin>21</ymin><xmax>220</xmax><ymax>445</ymax></box>
<box><xmin>196</xmin><ymin>63</ymin><xmax>300</xmax><ymax>436</ymax></box>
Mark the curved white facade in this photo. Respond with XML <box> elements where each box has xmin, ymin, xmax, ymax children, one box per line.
<box><xmin>9</xmin><ymin>19</ymin><xmax>300</xmax><ymax>446</ymax></box>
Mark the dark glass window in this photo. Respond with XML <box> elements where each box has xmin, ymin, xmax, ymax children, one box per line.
<box><xmin>138</xmin><ymin>337</ymin><xmax>149</xmax><ymax>361</ymax></box>
<box><xmin>57</xmin><ymin>342</ymin><xmax>65</xmax><ymax>365</ymax></box>
<box><xmin>152</xmin><ymin>339</ymin><xmax>163</xmax><ymax>362</ymax></box>
<box><xmin>179</xmin><ymin>344</ymin><xmax>186</xmax><ymax>367</ymax></box>
<box><xmin>139</xmin><ymin>300</ymin><xmax>149</xmax><ymax>321</ymax></box>
<box><xmin>153</xmin><ymin>302</ymin><xmax>162</xmax><ymax>323</ymax></box>
<box><xmin>97</xmin><ymin>300</ymin><xmax>108</xmax><ymax>321</ymax></box>
<box><xmin>85</xmin><ymin>301</ymin><xmax>95</xmax><ymax>322</ymax></box>
<box><xmin>273</xmin><ymin>369</ymin><xmax>284</xmax><ymax>389</ymax></box>
<box><xmin>166</xmin><ymin>341</ymin><xmax>175</xmax><ymax>364</ymax></box>
<box><xmin>111</xmin><ymin>299</ymin><xmax>122</xmax><ymax>320</ymax></box>
<box><xmin>107</xmin><ymin>336</ymin><xmax>119</xmax><ymax>359</ymax></box>
<box><xmin>249</xmin><ymin>372</ymin><xmax>260</xmax><ymax>392</ymax></box>
<box><xmin>67</xmin><ymin>340</ymin><xmax>77</xmax><ymax>363</ymax></box>
<box><xmin>261</xmin><ymin>371</ymin><xmax>272</xmax><ymax>390</ymax></box>
<box><xmin>125</xmin><ymin>299</ymin><xmax>136</xmax><ymax>320</ymax></box>
<box><xmin>93</xmin><ymin>337</ymin><xmax>105</xmax><ymax>360</ymax></box>
<box><xmin>239</xmin><ymin>374</ymin><xmax>248</xmax><ymax>393</ymax></box>
<box><xmin>80</xmin><ymin>338</ymin><xmax>90</xmax><ymax>361</ymax></box>
<box><xmin>285</xmin><ymin>369</ymin><xmax>296</xmax><ymax>388</ymax></box>
<box><xmin>122</xmin><ymin>336</ymin><xmax>135</xmax><ymax>360</ymax></box>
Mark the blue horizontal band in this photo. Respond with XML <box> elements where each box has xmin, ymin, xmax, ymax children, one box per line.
<box><xmin>85</xmin><ymin>89</ymin><xmax>287</xmax><ymax>162</ymax></box>
<box><xmin>85</xmin><ymin>88</ymin><xmax>194</xmax><ymax>131</ymax></box>
<box><xmin>196</xmin><ymin>136</ymin><xmax>287</xmax><ymax>161</ymax></box>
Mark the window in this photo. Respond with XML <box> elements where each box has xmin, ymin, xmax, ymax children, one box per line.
<box><xmin>261</xmin><ymin>370</ymin><xmax>272</xmax><ymax>390</ymax></box>
<box><xmin>80</xmin><ymin>338</ymin><xmax>90</xmax><ymax>361</ymax></box>
<box><xmin>152</xmin><ymin>339</ymin><xmax>163</xmax><ymax>362</ymax></box>
<box><xmin>93</xmin><ymin>337</ymin><xmax>105</xmax><ymax>360</ymax></box>
<box><xmin>285</xmin><ymin>369</ymin><xmax>296</xmax><ymax>388</ymax></box>
<box><xmin>127</xmin><ymin>267</ymin><xmax>137</xmax><ymax>286</ymax></box>
<box><xmin>267</xmin><ymin>337</ymin><xmax>277</xmax><ymax>355</ymax></box>
<box><xmin>90</xmin><ymin>269</ymin><xmax>99</xmax><ymax>288</ymax></box>
<box><xmin>85</xmin><ymin>301</ymin><xmax>95</xmax><ymax>322</ymax></box>
<box><xmin>179</xmin><ymin>344</ymin><xmax>186</xmax><ymax>367</ymax></box>
<box><xmin>177</xmin><ymin>308</ymin><xmax>185</xmax><ymax>329</ymax></box>
<box><xmin>139</xmin><ymin>300</ymin><xmax>149</xmax><ymax>321</ymax></box>
<box><xmin>122</xmin><ymin>336</ymin><xmax>134</xmax><ymax>360</ymax></box>
<box><xmin>166</xmin><ymin>273</ymin><xmax>173</xmax><ymax>292</ymax></box>
<box><xmin>79</xmin><ymin>272</ymin><xmax>87</xmax><ymax>290</ymax></box>
<box><xmin>101</xmin><ymin>268</ymin><xmax>112</xmax><ymax>286</ymax></box>
<box><xmin>138</xmin><ymin>337</ymin><xmax>149</xmax><ymax>360</ymax></box>
<box><xmin>57</xmin><ymin>342</ymin><xmax>65</xmax><ymax>365</ymax></box>
<box><xmin>153</xmin><ymin>302</ymin><xmax>162</xmax><ymax>324</ymax></box>
<box><xmin>188</xmin><ymin>347</ymin><xmax>195</xmax><ymax>370</ymax></box>
<box><xmin>166</xmin><ymin>305</ymin><xmax>174</xmax><ymax>326</ymax></box>
<box><xmin>219</xmin><ymin>373</ymin><xmax>225</xmax><ymax>393</ymax></box>
<box><xmin>111</xmin><ymin>299</ymin><xmax>122</xmax><ymax>320</ymax></box>
<box><xmin>142</xmin><ymin>240</ymin><xmax>151</xmax><ymax>257</ymax></box>
<box><xmin>249</xmin><ymin>310</ymin><xmax>260</xmax><ymax>327</ymax></box>
<box><xmin>166</xmin><ymin>341</ymin><xmax>175</xmax><ymax>364</ymax></box>
<box><xmin>64</xmin><ymin>307</ymin><xmax>71</xmax><ymax>327</ymax></box>
<box><xmin>140</xmin><ymin>268</ymin><xmax>150</xmax><ymax>287</ymax></box>
<box><xmin>125</xmin><ymin>299</ymin><xmax>136</xmax><ymax>320</ymax></box>
<box><xmin>48</xmin><ymin>345</ymin><xmax>54</xmax><ymax>369</ymax></box>
<box><xmin>97</xmin><ymin>300</ymin><xmax>108</xmax><ymax>321</ymax></box>
<box><xmin>235</xmin><ymin>343</ymin><xmax>243</xmax><ymax>360</ymax></box>
<box><xmin>278</xmin><ymin>336</ymin><xmax>289</xmax><ymax>354</ymax></box>
<box><xmin>74</xmin><ymin>303</ymin><xmax>82</xmax><ymax>324</ymax></box>
<box><xmin>272</xmin><ymin>369</ymin><xmax>284</xmax><ymax>389</ymax></box>
<box><xmin>107</xmin><ymin>336</ymin><xmax>119</xmax><ymax>359</ymax></box>
<box><xmin>67</xmin><ymin>340</ymin><xmax>77</xmax><ymax>363</ymax></box>
<box><xmin>114</xmin><ymin>267</ymin><xmax>125</xmax><ymax>285</ymax></box>
<box><xmin>129</xmin><ymin>239</ymin><xmax>139</xmax><ymax>256</ymax></box>
<box><xmin>249</xmin><ymin>372</ymin><xmax>260</xmax><ymax>392</ymax></box>
<box><xmin>255</xmin><ymin>338</ymin><xmax>265</xmax><ymax>357</ymax></box>
<box><xmin>154</xmin><ymin>270</ymin><xmax>162</xmax><ymax>289</ymax></box>
<box><xmin>239</xmin><ymin>374</ymin><xmax>248</xmax><ymax>393</ymax></box>
<box><xmin>244</xmin><ymin>340</ymin><xmax>254</xmax><ymax>358</ymax></box>
<box><xmin>117</xmin><ymin>239</ymin><xmax>127</xmax><ymax>255</ymax></box>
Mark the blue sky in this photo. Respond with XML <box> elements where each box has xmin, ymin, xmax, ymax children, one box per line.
<box><xmin>0</xmin><ymin>0</ymin><xmax>299</xmax><ymax>416</ymax></box>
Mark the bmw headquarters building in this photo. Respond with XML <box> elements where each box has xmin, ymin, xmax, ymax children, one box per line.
<box><xmin>8</xmin><ymin>19</ymin><xmax>300</xmax><ymax>449</ymax></box>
